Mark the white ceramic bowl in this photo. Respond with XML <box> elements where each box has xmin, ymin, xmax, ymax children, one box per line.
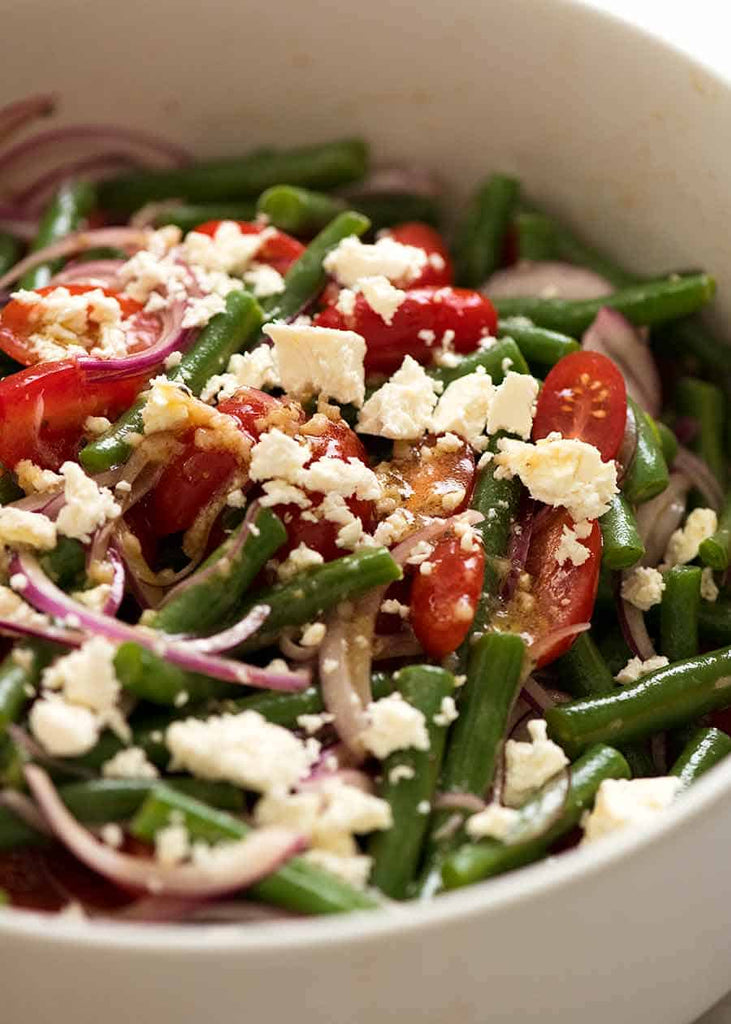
<box><xmin>1</xmin><ymin>2</ymin><xmax>730</xmax><ymax>1021</ymax></box>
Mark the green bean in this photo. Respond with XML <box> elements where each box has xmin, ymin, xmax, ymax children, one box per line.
<box><xmin>114</xmin><ymin>643</ymin><xmax>239</xmax><ymax>707</ymax></box>
<box><xmin>152</xmin><ymin>201</ymin><xmax>257</xmax><ymax>233</ymax></box>
<box><xmin>656</xmin><ymin>422</ymin><xmax>678</xmax><ymax>468</ymax></box>
<box><xmin>79</xmin><ymin>289</ymin><xmax>263</xmax><ymax>473</ymax></box>
<box><xmin>454</xmin><ymin>174</ymin><xmax>520</xmax><ymax>287</ymax></box>
<box><xmin>427</xmin><ymin>338</ymin><xmax>529</xmax><ymax>392</ymax></box>
<box><xmin>150</xmin><ymin>508</ymin><xmax>286</xmax><ymax>636</ymax></box>
<box><xmin>514</xmin><ymin>211</ymin><xmax>557</xmax><ymax>261</ymax></box>
<box><xmin>130</xmin><ymin>785</ymin><xmax>380</xmax><ymax>915</ymax></box>
<box><xmin>350</xmin><ymin>192</ymin><xmax>440</xmax><ymax>231</ymax></box>
<box><xmin>0</xmin><ymin>233</ymin><xmax>20</xmax><ymax>277</ymax></box>
<box><xmin>0</xmin><ymin>777</ymin><xmax>243</xmax><ymax>851</ymax></box>
<box><xmin>369</xmin><ymin>666</ymin><xmax>455</xmax><ymax>899</ymax></box>
<box><xmin>99</xmin><ymin>140</ymin><xmax>369</xmax><ymax>214</ymax></box>
<box><xmin>257</xmin><ymin>185</ymin><xmax>345</xmax><ymax>235</ymax></box>
<box><xmin>39</xmin><ymin>537</ymin><xmax>86</xmax><ymax>592</ymax></box>
<box><xmin>699</xmin><ymin>491</ymin><xmax>731</xmax><ymax>571</ymax></box>
<box><xmin>675</xmin><ymin>377</ymin><xmax>726</xmax><ymax>486</ymax></box>
<box><xmin>670</xmin><ymin>727</ymin><xmax>731</xmax><ymax>788</ymax></box>
<box><xmin>236</xmin><ymin>547</ymin><xmax>401</xmax><ymax>652</ymax></box>
<box><xmin>419</xmin><ymin>633</ymin><xmax>526</xmax><ymax>890</ymax></box>
<box><xmin>546</xmin><ymin>645</ymin><xmax>731</xmax><ymax>757</ymax></box>
<box><xmin>262</xmin><ymin>210</ymin><xmax>370</xmax><ymax>322</ymax></box>
<box><xmin>622</xmin><ymin>399</ymin><xmax>670</xmax><ymax>506</ymax></box>
<box><xmin>660</xmin><ymin>566</ymin><xmax>701</xmax><ymax>662</ymax></box>
<box><xmin>0</xmin><ymin>466</ymin><xmax>22</xmax><ymax>505</ymax></box>
<box><xmin>493</xmin><ymin>274</ymin><xmax>715</xmax><ymax>336</ymax></box>
<box><xmin>497</xmin><ymin>317</ymin><xmax>579</xmax><ymax>367</ymax></box>
<box><xmin>660</xmin><ymin>317</ymin><xmax>731</xmax><ymax>375</ymax></box>
<box><xmin>699</xmin><ymin>601</ymin><xmax>731</xmax><ymax>647</ymax></box>
<box><xmin>21</xmin><ymin>181</ymin><xmax>97</xmax><ymax>290</ymax></box>
<box><xmin>440</xmin><ymin>744</ymin><xmax>630</xmax><ymax>890</ymax></box>
<box><xmin>0</xmin><ymin>643</ymin><xmax>53</xmax><ymax>736</ymax></box>
<box><xmin>599</xmin><ymin>493</ymin><xmax>645</xmax><ymax>569</ymax></box>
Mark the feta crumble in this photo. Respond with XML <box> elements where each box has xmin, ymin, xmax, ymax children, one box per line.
<box><xmin>430</xmin><ymin>369</ymin><xmax>494</xmax><ymax>448</ymax></box>
<box><xmin>466</xmin><ymin>803</ymin><xmax>520</xmax><ymax>841</ymax></box>
<box><xmin>264</xmin><ymin>323</ymin><xmax>366</xmax><ymax>407</ymax></box>
<box><xmin>360</xmin><ymin>693</ymin><xmax>430</xmax><ymax>759</ymax></box>
<box><xmin>487</xmin><ymin>372</ymin><xmax>540</xmax><ymax>440</ymax></box>
<box><xmin>323</xmin><ymin>235</ymin><xmax>428</xmax><ymax>288</ymax></box>
<box><xmin>554</xmin><ymin>519</ymin><xmax>593</xmax><ymax>567</ymax></box>
<box><xmin>0</xmin><ymin>507</ymin><xmax>56</xmax><ymax>550</ymax></box>
<box><xmin>663</xmin><ymin>508</ymin><xmax>718</xmax><ymax>568</ymax></box>
<box><xmin>102</xmin><ymin>746</ymin><xmax>160</xmax><ymax>780</ymax></box>
<box><xmin>357</xmin><ymin>356</ymin><xmax>440</xmax><ymax>440</ymax></box>
<box><xmin>502</xmin><ymin>719</ymin><xmax>569</xmax><ymax>808</ymax></box>
<box><xmin>55</xmin><ymin>462</ymin><xmax>120</xmax><ymax>543</ymax></box>
<box><xmin>581</xmin><ymin>776</ymin><xmax>681</xmax><ymax>844</ymax></box>
<box><xmin>620</xmin><ymin>566</ymin><xmax>666</xmax><ymax>612</ymax></box>
<box><xmin>615</xmin><ymin>655</ymin><xmax>669</xmax><ymax>684</ymax></box>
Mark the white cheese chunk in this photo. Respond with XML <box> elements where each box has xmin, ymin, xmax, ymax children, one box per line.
<box><xmin>620</xmin><ymin>566</ymin><xmax>666</xmax><ymax>611</ymax></box>
<box><xmin>358</xmin><ymin>275</ymin><xmax>406</xmax><ymax>324</ymax></box>
<box><xmin>357</xmin><ymin>356</ymin><xmax>439</xmax><ymax>440</ymax></box>
<box><xmin>430</xmin><ymin>369</ymin><xmax>494</xmax><ymax>448</ymax></box>
<box><xmin>277</xmin><ymin>543</ymin><xmax>324</xmax><ymax>581</ymax></box>
<box><xmin>249</xmin><ymin>429</ymin><xmax>310</xmax><ymax>484</ymax></box>
<box><xmin>10</xmin><ymin>286</ymin><xmax>127</xmax><ymax>361</ymax></box>
<box><xmin>701</xmin><ymin>567</ymin><xmax>720</xmax><ymax>603</ymax></box>
<box><xmin>323</xmin><ymin>235</ymin><xmax>427</xmax><ymax>288</ymax></box>
<box><xmin>29</xmin><ymin>698</ymin><xmax>99</xmax><ymax>757</ymax></box>
<box><xmin>14</xmin><ymin>461</ymin><xmax>62</xmax><ymax>495</ymax></box>
<box><xmin>0</xmin><ymin>508</ymin><xmax>56</xmax><ymax>550</ymax></box>
<box><xmin>487</xmin><ymin>371</ymin><xmax>540</xmax><ymax>440</ymax></box>
<box><xmin>663</xmin><ymin>507</ymin><xmax>718</xmax><ymax>568</ymax></box>
<box><xmin>264</xmin><ymin>323</ymin><xmax>366</xmax><ymax>407</ymax></box>
<box><xmin>615</xmin><ymin>655</ymin><xmax>669</xmax><ymax>684</ymax></box>
<box><xmin>581</xmin><ymin>776</ymin><xmax>681</xmax><ymax>844</ymax></box>
<box><xmin>181</xmin><ymin>221</ymin><xmax>270</xmax><ymax>275</ymax></box>
<box><xmin>299</xmin><ymin>457</ymin><xmax>381</xmax><ymax>501</ymax></box>
<box><xmin>555</xmin><ymin>519</ymin><xmax>593</xmax><ymax>567</ymax></box>
<box><xmin>466</xmin><ymin>803</ymin><xmax>521</xmax><ymax>841</ymax></box>
<box><xmin>360</xmin><ymin>693</ymin><xmax>430</xmax><ymax>759</ymax></box>
<box><xmin>503</xmin><ymin>719</ymin><xmax>569</xmax><ymax>808</ymax></box>
<box><xmin>55</xmin><ymin>462</ymin><xmax>120</xmax><ymax>543</ymax></box>
<box><xmin>102</xmin><ymin>746</ymin><xmax>160</xmax><ymax>780</ymax></box>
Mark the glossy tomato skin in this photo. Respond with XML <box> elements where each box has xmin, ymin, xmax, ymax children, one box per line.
<box><xmin>191</xmin><ymin>220</ymin><xmax>304</xmax><ymax>276</ymax></box>
<box><xmin>376</xmin><ymin>435</ymin><xmax>476</xmax><ymax>518</ymax></box>
<box><xmin>0</xmin><ymin>284</ymin><xmax>158</xmax><ymax>366</ymax></box>
<box><xmin>382</xmin><ymin>223</ymin><xmax>453</xmax><ymax>287</ymax></box>
<box><xmin>411</xmin><ymin>528</ymin><xmax>485</xmax><ymax>658</ymax></box>
<box><xmin>532</xmin><ymin>350</ymin><xmax>627</xmax><ymax>462</ymax></box>
<box><xmin>0</xmin><ymin>360</ymin><xmax>147</xmax><ymax>470</ymax></box>
<box><xmin>501</xmin><ymin>507</ymin><xmax>601</xmax><ymax>669</ymax></box>
<box><xmin>314</xmin><ymin>286</ymin><xmax>497</xmax><ymax>374</ymax></box>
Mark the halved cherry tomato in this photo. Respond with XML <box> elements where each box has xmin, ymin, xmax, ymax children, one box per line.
<box><xmin>314</xmin><ymin>286</ymin><xmax>497</xmax><ymax>373</ymax></box>
<box><xmin>376</xmin><ymin>435</ymin><xmax>475</xmax><ymax>518</ymax></box>
<box><xmin>0</xmin><ymin>284</ymin><xmax>160</xmax><ymax>367</ymax></box>
<box><xmin>410</xmin><ymin>526</ymin><xmax>485</xmax><ymax>658</ymax></box>
<box><xmin>498</xmin><ymin>507</ymin><xmax>601</xmax><ymax>669</ymax></box>
<box><xmin>191</xmin><ymin>221</ymin><xmax>305</xmax><ymax>276</ymax></box>
<box><xmin>382</xmin><ymin>222</ymin><xmax>453</xmax><ymax>287</ymax></box>
<box><xmin>0</xmin><ymin>360</ymin><xmax>148</xmax><ymax>470</ymax></box>
<box><xmin>532</xmin><ymin>350</ymin><xmax>627</xmax><ymax>461</ymax></box>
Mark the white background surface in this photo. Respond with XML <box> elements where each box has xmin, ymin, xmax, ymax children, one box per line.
<box><xmin>590</xmin><ymin>7</ymin><xmax>731</xmax><ymax>1022</ymax></box>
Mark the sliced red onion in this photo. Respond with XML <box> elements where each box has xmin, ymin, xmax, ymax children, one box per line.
<box><xmin>0</xmin><ymin>227</ymin><xmax>148</xmax><ymax>290</ymax></box>
<box><xmin>50</xmin><ymin>258</ymin><xmax>125</xmax><ymax>288</ymax></box>
<box><xmin>521</xmin><ymin>675</ymin><xmax>570</xmax><ymax>713</ymax></box>
<box><xmin>636</xmin><ymin>473</ymin><xmax>691</xmax><ymax>567</ymax></box>
<box><xmin>484</xmin><ymin>261</ymin><xmax>612</xmax><ymax>300</ymax></box>
<box><xmin>100</xmin><ymin>547</ymin><xmax>126</xmax><ymax>617</ymax></box>
<box><xmin>0</xmin><ymin>616</ymin><xmax>84</xmax><ymax>648</ymax></box>
<box><xmin>0</xmin><ymin>214</ymin><xmax>38</xmax><ymax>241</ymax></box>
<box><xmin>81</xmin><ymin>301</ymin><xmax>196</xmax><ymax>382</ymax></box>
<box><xmin>674</xmin><ymin>446</ymin><xmax>724</xmax><ymax>510</ymax></box>
<box><xmin>617</xmin><ymin>587</ymin><xmax>656</xmax><ymax>660</ymax></box>
<box><xmin>0</xmin><ymin>787</ymin><xmax>52</xmax><ymax>836</ymax></box>
<box><xmin>432</xmin><ymin>792</ymin><xmax>487</xmax><ymax>814</ymax></box>
<box><xmin>0</xmin><ymin>93</ymin><xmax>56</xmax><ymax>146</ymax></box>
<box><xmin>616</xmin><ymin>406</ymin><xmax>639</xmax><ymax>482</ymax></box>
<box><xmin>26</xmin><ymin>764</ymin><xmax>304</xmax><ymax>897</ymax></box>
<box><xmin>672</xmin><ymin>416</ymin><xmax>699</xmax><ymax>447</ymax></box>
<box><xmin>177</xmin><ymin>605</ymin><xmax>270</xmax><ymax>655</ymax></box>
<box><xmin>500</xmin><ymin>498</ymin><xmax>536</xmax><ymax>602</ymax></box>
<box><xmin>129</xmin><ymin>200</ymin><xmax>184</xmax><ymax>231</ymax></box>
<box><xmin>14</xmin><ymin>153</ymin><xmax>140</xmax><ymax>215</ymax></box>
<box><xmin>527</xmin><ymin>622</ymin><xmax>590</xmax><ymax>665</ymax></box>
<box><xmin>319</xmin><ymin>604</ymin><xmax>373</xmax><ymax>759</ymax></box>
<box><xmin>12</xmin><ymin>551</ymin><xmax>310</xmax><ymax>692</ymax></box>
<box><xmin>582</xmin><ymin>307</ymin><xmax>662</xmax><ymax>417</ymax></box>
<box><xmin>279</xmin><ymin>632</ymin><xmax>320</xmax><ymax>662</ymax></box>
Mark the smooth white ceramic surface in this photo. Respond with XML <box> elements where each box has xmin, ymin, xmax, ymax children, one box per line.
<box><xmin>0</xmin><ymin>1</ymin><xmax>730</xmax><ymax>1021</ymax></box>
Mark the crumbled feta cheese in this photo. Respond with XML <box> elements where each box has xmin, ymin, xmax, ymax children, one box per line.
<box><xmin>249</xmin><ymin>429</ymin><xmax>310</xmax><ymax>484</ymax></box>
<box><xmin>70</xmin><ymin>583</ymin><xmax>112</xmax><ymax>613</ymax></box>
<box><xmin>430</xmin><ymin>369</ymin><xmax>494</xmax><ymax>448</ymax></box>
<box><xmin>302</xmin><ymin>849</ymin><xmax>373</xmax><ymax>889</ymax></box>
<box><xmin>166</xmin><ymin>711</ymin><xmax>320</xmax><ymax>794</ymax></box>
<box><xmin>494</xmin><ymin>434</ymin><xmax>618</xmax><ymax>521</ymax></box>
<box><xmin>388</xmin><ymin>764</ymin><xmax>416</xmax><ymax>784</ymax></box>
<box><xmin>581</xmin><ymin>776</ymin><xmax>681</xmax><ymax>844</ymax></box>
<box><xmin>358</xmin><ymin>275</ymin><xmax>406</xmax><ymax>324</ymax></box>
<box><xmin>100</xmin><ymin>823</ymin><xmax>124</xmax><ymax>849</ymax></box>
<box><xmin>296</xmin><ymin>711</ymin><xmax>334</xmax><ymax>735</ymax></box>
<box><xmin>441</xmin><ymin>486</ymin><xmax>467</xmax><ymax>512</ymax></box>
<box><xmin>155</xmin><ymin>823</ymin><xmax>190</xmax><ymax>866</ymax></box>
<box><xmin>243</xmin><ymin>263</ymin><xmax>285</xmax><ymax>298</ymax></box>
<box><xmin>141</xmin><ymin>377</ymin><xmax>195</xmax><ymax>434</ymax></box>
<box><xmin>323</xmin><ymin>235</ymin><xmax>428</xmax><ymax>288</ymax></box>
<box><xmin>181</xmin><ymin>221</ymin><xmax>271</xmax><ymax>275</ymax></box>
<box><xmin>14</xmin><ymin>460</ymin><xmax>62</xmax><ymax>495</ymax></box>
<box><xmin>84</xmin><ymin>415</ymin><xmax>113</xmax><ymax>436</ymax></box>
<box><xmin>435</xmin><ymin>432</ymin><xmax>463</xmax><ymax>453</ymax></box>
<box><xmin>335</xmin><ymin>288</ymin><xmax>357</xmax><ymax>316</ymax></box>
<box><xmin>0</xmin><ymin>507</ymin><xmax>56</xmax><ymax>549</ymax></box>
<box><xmin>259</xmin><ymin>480</ymin><xmax>311</xmax><ymax>509</ymax></box>
<box><xmin>701</xmin><ymin>567</ymin><xmax>719</xmax><ymax>603</ymax></box>
<box><xmin>615</xmin><ymin>655</ymin><xmax>669</xmax><ymax>684</ymax></box>
<box><xmin>300</xmin><ymin>622</ymin><xmax>326</xmax><ymax>648</ymax></box>
<box><xmin>318</xmin><ymin>492</ymin><xmax>368</xmax><ymax>550</ymax></box>
<box><xmin>42</xmin><ymin>637</ymin><xmax>128</xmax><ymax>741</ymax></box>
<box><xmin>663</xmin><ymin>508</ymin><xmax>718</xmax><ymax>568</ymax></box>
<box><xmin>503</xmin><ymin>719</ymin><xmax>569</xmax><ymax>808</ymax></box>
<box><xmin>555</xmin><ymin>519</ymin><xmax>593</xmax><ymax>568</ymax></box>
<box><xmin>277</xmin><ymin>543</ymin><xmax>324</xmax><ymax>581</ymax></box>
<box><xmin>264</xmin><ymin>323</ymin><xmax>366</xmax><ymax>407</ymax></box>
<box><xmin>0</xmin><ymin>586</ymin><xmax>51</xmax><ymax>630</ymax></box>
<box><xmin>55</xmin><ymin>462</ymin><xmax>120</xmax><ymax>543</ymax></box>
<box><xmin>163</xmin><ymin>350</ymin><xmax>183</xmax><ymax>370</ymax></box>
<box><xmin>380</xmin><ymin>598</ymin><xmax>410</xmax><ymax>619</ymax></box>
<box><xmin>118</xmin><ymin>246</ymin><xmax>188</xmax><ymax>308</ymax></box>
<box><xmin>466</xmin><ymin>803</ymin><xmax>520</xmax><ymax>841</ymax></box>
<box><xmin>10</xmin><ymin>286</ymin><xmax>127</xmax><ymax>361</ymax></box>
<box><xmin>357</xmin><ymin>356</ymin><xmax>439</xmax><ymax>440</ymax></box>
<box><xmin>181</xmin><ymin>292</ymin><xmax>227</xmax><ymax>329</ymax></box>
<box><xmin>299</xmin><ymin>457</ymin><xmax>381</xmax><ymax>501</ymax></box>
<box><xmin>621</xmin><ymin>566</ymin><xmax>666</xmax><ymax>611</ymax></box>
<box><xmin>200</xmin><ymin>345</ymin><xmax>280</xmax><ymax>404</ymax></box>
<box><xmin>487</xmin><ymin>372</ymin><xmax>540</xmax><ymax>440</ymax></box>
<box><xmin>433</xmin><ymin>696</ymin><xmax>459</xmax><ymax>727</ymax></box>
<box><xmin>361</xmin><ymin>693</ymin><xmax>430</xmax><ymax>759</ymax></box>
<box><xmin>29</xmin><ymin>698</ymin><xmax>99</xmax><ymax>757</ymax></box>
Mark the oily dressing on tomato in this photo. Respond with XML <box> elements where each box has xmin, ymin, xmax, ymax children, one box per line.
<box><xmin>0</xmin><ymin>284</ymin><xmax>159</xmax><ymax>367</ymax></box>
<box><xmin>376</xmin><ymin>435</ymin><xmax>476</xmax><ymax>519</ymax></box>
<box><xmin>532</xmin><ymin>350</ymin><xmax>627</xmax><ymax>461</ymax></box>
<box><xmin>411</xmin><ymin>526</ymin><xmax>485</xmax><ymax>658</ymax></box>
<box><xmin>191</xmin><ymin>220</ymin><xmax>305</xmax><ymax>276</ymax></box>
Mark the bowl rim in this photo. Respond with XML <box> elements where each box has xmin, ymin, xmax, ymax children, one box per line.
<box><xmin>1</xmin><ymin>0</ymin><xmax>730</xmax><ymax>954</ymax></box>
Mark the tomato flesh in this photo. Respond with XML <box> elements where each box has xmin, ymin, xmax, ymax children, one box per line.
<box><xmin>382</xmin><ymin>222</ymin><xmax>453</xmax><ymax>287</ymax></box>
<box><xmin>410</xmin><ymin>527</ymin><xmax>485</xmax><ymax>658</ymax></box>
<box><xmin>191</xmin><ymin>220</ymin><xmax>304</xmax><ymax>276</ymax></box>
<box><xmin>532</xmin><ymin>350</ymin><xmax>627</xmax><ymax>461</ymax></box>
<box><xmin>314</xmin><ymin>286</ymin><xmax>497</xmax><ymax>374</ymax></box>
<box><xmin>376</xmin><ymin>435</ymin><xmax>475</xmax><ymax>519</ymax></box>
<box><xmin>499</xmin><ymin>507</ymin><xmax>601</xmax><ymax>669</ymax></box>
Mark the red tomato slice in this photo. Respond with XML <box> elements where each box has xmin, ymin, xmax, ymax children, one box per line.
<box><xmin>381</xmin><ymin>223</ymin><xmax>453</xmax><ymax>287</ymax></box>
<box><xmin>376</xmin><ymin>435</ymin><xmax>475</xmax><ymax>518</ymax></box>
<box><xmin>0</xmin><ymin>284</ymin><xmax>159</xmax><ymax>367</ymax></box>
<box><xmin>0</xmin><ymin>360</ymin><xmax>148</xmax><ymax>470</ymax></box>
<box><xmin>314</xmin><ymin>286</ymin><xmax>497</xmax><ymax>374</ymax></box>
<box><xmin>191</xmin><ymin>220</ymin><xmax>304</xmax><ymax>276</ymax></box>
<box><xmin>532</xmin><ymin>350</ymin><xmax>627</xmax><ymax>461</ymax></box>
<box><xmin>499</xmin><ymin>507</ymin><xmax>601</xmax><ymax>669</ymax></box>
<box><xmin>411</xmin><ymin>527</ymin><xmax>485</xmax><ymax>658</ymax></box>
